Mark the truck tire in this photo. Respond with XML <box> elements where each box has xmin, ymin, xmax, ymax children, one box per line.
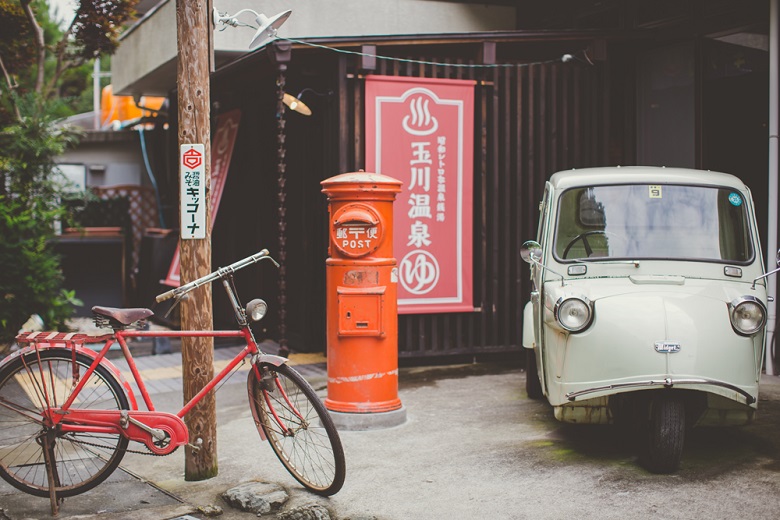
<box><xmin>639</xmin><ymin>392</ymin><xmax>685</xmax><ymax>473</ymax></box>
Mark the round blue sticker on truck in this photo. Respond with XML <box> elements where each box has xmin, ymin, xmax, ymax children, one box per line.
<box><xmin>728</xmin><ymin>192</ymin><xmax>743</xmax><ymax>207</ymax></box>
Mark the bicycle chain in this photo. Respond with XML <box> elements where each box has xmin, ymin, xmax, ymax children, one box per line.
<box><xmin>65</xmin><ymin>435</ymin><xmax>177</xmax><ymax>457</ymax></box>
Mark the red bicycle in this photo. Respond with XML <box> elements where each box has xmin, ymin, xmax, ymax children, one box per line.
<box><xmin>0</xmin><ymin>249</ymin><xmax>345</xmax><ymax>502</ymax></box>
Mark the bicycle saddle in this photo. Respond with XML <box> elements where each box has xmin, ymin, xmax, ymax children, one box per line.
<box><xmin>92</xmin><ymin>306</ymin><xmax>154</xmax><ymax>326</ymax></box>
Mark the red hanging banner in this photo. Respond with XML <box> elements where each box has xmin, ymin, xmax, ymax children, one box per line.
<box><xmin>163</xmin><ymin>110</ymin><xmax>241</xmax><ymax>287</ymax></box>
<box><xmin>366</xmin><ymin>75</ymin><xmax>475</xmax><ymax>314</ymax></box>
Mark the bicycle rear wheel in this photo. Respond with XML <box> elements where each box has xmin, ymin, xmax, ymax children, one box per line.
<box><xmin>0</xmin><ymin>349</ymin><xmax>129</xmax><ymax>498</ymax></box>
<box><xmin>248</xmin><ymin>363</ymin><xmax>345</xmax><ymax>495</ymax></box>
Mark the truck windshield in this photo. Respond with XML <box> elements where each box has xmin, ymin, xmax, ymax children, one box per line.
<box><xmin>554</xmin><ymin>184</ymin><xmax>753</xmax><ymax>263</ymax></box>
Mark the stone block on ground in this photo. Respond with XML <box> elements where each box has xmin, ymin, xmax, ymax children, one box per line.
<box><xmin>221</xmin><ymin>481</ymin><xmax>288</xmax><ymax>515</ymax></box>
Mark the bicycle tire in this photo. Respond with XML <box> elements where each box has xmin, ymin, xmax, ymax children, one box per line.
<box><xmin>0</xmin><ymin>349</ymin><xmax>130</xmax><ymax>498</ymax></box>
<box><xmin>248</xmin><ymin>362</ymin><xmax>345</xmax><ymax>495</ymax></box>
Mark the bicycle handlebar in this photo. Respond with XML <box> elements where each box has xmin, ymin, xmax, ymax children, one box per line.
<box><xmin>155</xmin><ymin>249</ymin><xmax>278</xmax><ymax>303</ymax></box>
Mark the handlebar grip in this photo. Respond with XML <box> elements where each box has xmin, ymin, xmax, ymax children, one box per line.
<box><xmin>156</xmin><ymin>288</ymin><xmax>177</xmax><ymax>303</ymax></box>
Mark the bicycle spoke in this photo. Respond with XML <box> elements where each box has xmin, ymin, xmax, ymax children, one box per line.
<box><xmin>0</xmin><ymin>396</ymin><xmax>47</xmax><ymax>425</ymax></box>
<box><xmin>275</xmin><ymin>377</ymin><xmax>305</xmax><ymax>422</ymax></box>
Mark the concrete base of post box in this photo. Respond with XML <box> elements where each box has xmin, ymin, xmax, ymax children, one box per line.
<box><xmin>328</xmin><ymin>406</ymin><xmax>407</xmax><ymax>431</ymax></box>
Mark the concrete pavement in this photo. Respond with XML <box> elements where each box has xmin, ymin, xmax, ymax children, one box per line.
<box><xmin>2</xmin><ymin>350</ymin><xmax>780</xmax><ymax>519</ymax></box>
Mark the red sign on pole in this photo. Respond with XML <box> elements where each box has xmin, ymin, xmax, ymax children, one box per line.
<box><xmin>163</xmin><ymin>110</ymin><xmax>241</xmax><ymax>286</ymax></box>
<box><xmin>366</xmin><ymin>76</ymin><xmax>475</xmax><ymax>314</ymax></box>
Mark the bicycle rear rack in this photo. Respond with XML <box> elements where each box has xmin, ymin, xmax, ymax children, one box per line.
<box><xmin>15</xmin><ymin>330</ymin><xmax>114</xmax><ymax>346</ymax></box>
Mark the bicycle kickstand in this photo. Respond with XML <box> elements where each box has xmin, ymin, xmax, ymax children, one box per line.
<box><xmin>41</xmin><ymin>430</ymin><xmax>62</xmax><ymax>516</ymax></box>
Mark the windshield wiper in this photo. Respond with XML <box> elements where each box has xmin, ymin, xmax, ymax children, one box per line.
<box><xmin>571</xmin><ymin>258</ymin><xmax>641</xmax><ymax>267</ymax></box>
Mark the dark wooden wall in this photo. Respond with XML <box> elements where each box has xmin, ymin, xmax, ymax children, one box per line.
<box><xmin>338</xmin><ymin>51</ymin><xmax>610</xmax><ymax>358</ymax></box>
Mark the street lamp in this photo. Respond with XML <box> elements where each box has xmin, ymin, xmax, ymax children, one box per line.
<box><xmin>282</xmin><ymin>88</ymin><xmax>335</xmax><ymax>116</ymax></box>
<box><xmin>212</xmin><ymin>7</ymin><xmax>292</xmax><ymax>49</ymax></box>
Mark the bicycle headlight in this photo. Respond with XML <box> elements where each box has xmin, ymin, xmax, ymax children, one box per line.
<box><xmin>729</xmin><ymin>296</ymin><xmax>766</xmax><ymax>336</ymax></box>
<box><xmin>554</xmin><ymin>296</ymin><xmax>593</xmax><ymax>333</ymax></box>
<box><xmin>246</xmin><ymin>299</ymin><xmax>268</xmax><ymax>322</ymax></box>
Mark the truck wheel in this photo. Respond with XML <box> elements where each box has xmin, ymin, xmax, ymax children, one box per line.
<box><xmin>639</xmin><ymin>393</ymin><xmax>685</xmax><ymax>473</ymax></box>
<box><xmin>525</xmin><ymin>349</ymin><xmax>543</xmax><ymax>399</ymax></box>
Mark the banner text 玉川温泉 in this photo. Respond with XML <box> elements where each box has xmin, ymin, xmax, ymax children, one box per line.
<box><xmin>365</xmin><ymin>76</ymin><xmax>474</xmax><ymax>314</ymax></box>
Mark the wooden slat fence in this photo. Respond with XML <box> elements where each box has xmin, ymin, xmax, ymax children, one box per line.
<box><xmin>341</xmin><ymin>54</ymin><xmax>608</xmax><ymax>357</ymax></box>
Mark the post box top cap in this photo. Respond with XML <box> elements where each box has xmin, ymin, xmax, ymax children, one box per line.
<box><xmin>321</xmin><ymin>171</ymin><xmax>402</xmax><ymax>189</ymax></box>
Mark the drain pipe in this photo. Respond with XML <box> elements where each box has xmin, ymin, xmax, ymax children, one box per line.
<box><xmin>138</xmin><ymin>127</ymin><xmax>167</xmax><ymax>228</ymax></box>
<box><xmin>93</xmin><ymin>58</ymin><xmax>100</xmax><ymax>130</ymax></box>
<box><xmin>767</xmin><ymin>0</ymin><xmax>778</xmax><ymax>375</ymax></box>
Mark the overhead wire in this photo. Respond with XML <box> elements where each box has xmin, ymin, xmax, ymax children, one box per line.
<box><xmin>277</xmin><ymin>37</ymin><xmax>589</xmax><ymax>69</ymax></box>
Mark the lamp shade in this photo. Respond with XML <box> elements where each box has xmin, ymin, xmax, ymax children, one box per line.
<box><xmin>249</xmin><ymin>9</ymin><xmax>292</xmax><ymax>49</ymax></box>
<box><xmin>283</xmin><ymin>93</ymin><xmax>312</xmax><ymax>116</ymax></box>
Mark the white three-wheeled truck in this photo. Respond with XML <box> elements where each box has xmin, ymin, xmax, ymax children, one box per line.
<box><xmin>521</xmin><ymin>166</ymin><xmax>778</xmax><ymax>473</ymax></box>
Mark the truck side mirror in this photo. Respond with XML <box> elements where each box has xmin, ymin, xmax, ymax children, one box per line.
<box><xmin>521</xmin><ymin>241</ymin><xmax>543</xmax><ymax>264</ymax></box>
<box><xmin>751</xmin><ymin>248</ymin><xmax>780</xmax><ymax>289</ymax></box>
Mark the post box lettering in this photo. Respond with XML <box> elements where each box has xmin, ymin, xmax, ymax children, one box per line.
<box><xmin>342</xmin><ymin>239</ymin><xmax>373</xmax><ymax>250</ymax></box>
<box><xmin>331</xmin><ymin>203</ymin><xmax>384</xmax><ymax>258</ymax></box>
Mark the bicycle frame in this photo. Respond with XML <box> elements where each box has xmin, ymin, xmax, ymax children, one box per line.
<box><xmin>59</xmin><ymin>328</ymin><xmax>253</xmax><ymax>419</ymax></box>
<box><xmin>2</xmin><ymin>249</ymin><xmax>345</xmax><ymax>507</ymax></box>
<box><xmin>40</xmin><ymin>266</ymin><xmax>288</xmax><ymax>446</ymax></box>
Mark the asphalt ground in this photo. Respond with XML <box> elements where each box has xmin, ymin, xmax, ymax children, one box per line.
<box><xmin>1</xmin><ymin>351</ymin><xmax>780</xmax><ymax>520</ymax></box>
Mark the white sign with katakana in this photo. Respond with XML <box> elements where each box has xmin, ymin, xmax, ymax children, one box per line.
<box><xmin>180</xmin><ymin>144</ymin><xmax>206</xmax><ymax>239</ymax></box>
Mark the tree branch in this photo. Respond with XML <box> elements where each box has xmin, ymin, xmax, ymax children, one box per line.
<box><xmin>0</xmin><ymin>53</ymin><xmax>23</xmax><ymax>122</ymax></box>
<box><xmin>43</xmin><ymin>15</ymin><xmax>78</xmax><ymax>99</ymax></box>
<box><xmin>19</xmin><ymin>0</ymin><xmax>46</xmax><ymax>94</ymax></box>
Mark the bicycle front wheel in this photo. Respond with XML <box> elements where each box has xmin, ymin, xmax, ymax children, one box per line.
<box><xmin>0</xmin><ymin>349</ymin><xmax>129</xmax><ymax>498</ymax></box>
<box><xmin>248</xmin><ymin>363</ymin><xmax>345</xmax><ymax>495</ymax></box>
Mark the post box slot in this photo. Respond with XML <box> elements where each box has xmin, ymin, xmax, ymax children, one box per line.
<box><xmin>337</xmin><ymin>286</ymin><xmax>385</xmax><ymax>337</ymax></box>
<box><xmin>333</xmin><ymin>207</ymin><xmax>379</xmax><ymax>227</ymax></box>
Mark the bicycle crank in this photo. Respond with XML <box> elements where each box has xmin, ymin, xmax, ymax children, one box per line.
<box><xmin>121</xmin><ymin>411</ymin><xmax>167</xmax><ymax>443</ymax></box>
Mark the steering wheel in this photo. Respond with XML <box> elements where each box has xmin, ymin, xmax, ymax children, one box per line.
<box><xmin>562</xmin><ymin>230</ymin><xmax>623</xmax><ymax>259</ymax></box>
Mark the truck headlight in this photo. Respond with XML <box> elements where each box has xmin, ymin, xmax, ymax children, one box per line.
<box><xmin>729</xmin><ymin>296</ymin><xmax>766</xmax><ymax>336</ymax></box>
<box><xmin>246</xmin><ymin>299</ymin><xmax>268</xmax><ymax>322</ymax></box>
<box><xmin>554</xmin><ymin>296</ymin><xmax>593</xmax><ymax>333</ymax></box>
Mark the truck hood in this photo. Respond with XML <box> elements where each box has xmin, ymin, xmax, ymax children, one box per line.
<box><xmin>541</xmin><ymin>276</ymin><xmax>764</xmax><ymax>404</ymax></box>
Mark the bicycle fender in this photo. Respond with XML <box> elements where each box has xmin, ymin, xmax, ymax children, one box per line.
<box><xmin>254</xmin><ymin>354</ymin><xmax>288</xmax><ymax>367</ymax></box>
<box><xmin>0</xmin><ymin>343</ymin><xmax>139</xmax><ymax>411</ymax></box>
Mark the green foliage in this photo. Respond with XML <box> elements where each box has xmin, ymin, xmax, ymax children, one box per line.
<box><xmin>0</xmin><ymin>1</ymin><xmax>35</xmax><ymax>74</ymax></box>
<box><xmin>0</xmin><ymin>197</ymin><xmax>82</xmax><ymax>347</ymax></box>
<box><xmin>0</xmin><ymin>94</ymin><xmax>83</xmax><ymax>348</ymax></box>
<box><xmin>0</xmin><ymin>0</ymin><xmax>136</xmax><ymax>349</ymax></box>
<box><xmin>1</xmin><ymin>93</ymin><xmax>81</xmax><ymax>197</ymax></box>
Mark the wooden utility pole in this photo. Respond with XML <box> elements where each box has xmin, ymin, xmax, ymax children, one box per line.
<box><xmin>176</xmin><ymin>0</ymin><xmax>217</xmax><ymax>480</ymax></box>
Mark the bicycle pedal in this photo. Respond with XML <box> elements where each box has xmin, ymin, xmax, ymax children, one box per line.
<box><xmin>187</xmin><ymin>438</ymin><xmax>203</xmax><ymax>452</ymax></box>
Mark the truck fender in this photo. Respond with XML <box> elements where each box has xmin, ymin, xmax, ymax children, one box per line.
<box><xmin>522</xmin><ymin>301</ymin><xmax>535</xmax><ymax>349</ymax></box>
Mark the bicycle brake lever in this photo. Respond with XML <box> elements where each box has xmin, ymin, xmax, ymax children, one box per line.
<box><xmin>163</xmin><ymin>293</ymin><xmax>187</xmax><ymax>319</ymax></box>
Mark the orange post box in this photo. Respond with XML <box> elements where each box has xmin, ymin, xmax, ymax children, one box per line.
<box><xmin>322</xmin><ymin>172</ymin><xmax>406</xmax><ymax>427</ymax></box>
